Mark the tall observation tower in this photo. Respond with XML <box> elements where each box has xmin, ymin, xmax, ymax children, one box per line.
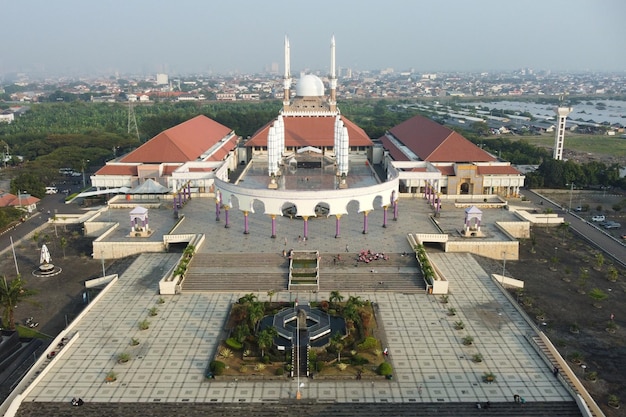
<box><xmin>553</xmin><ymin>106</ymin><xmax>573</xmax><ymax>160</ymax></box>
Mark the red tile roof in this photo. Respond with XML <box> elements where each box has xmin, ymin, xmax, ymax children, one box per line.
<box><xmin>246</xmin><ymin>115</ymin><xmax>372</xmax><ymax>148</ymax></box>
<box><xmin>380</xmin><ymin>136</ymin><xmax>409</xmax><ymax>161</ymax></box>
<box><xmin>161</xmin><ymin>165</ymin><xmax>181</xmax><ymax>176</ymax></box>
<box><xmin>436</xmin><ymin>165</ymin><xmax>456</xmax><ymax>176</ymax></box>
<box><xmin>121</xmin><ymin>115</ymin><xmax>233</xmax><ymax>163</ymax></box>
<box><xmin>386</xmin><ymin>115</ymin><xmax>495</xmax><ymax>163</ymax></box>
<box><xmin>95</xmin><ymin>164</ymin><xmax>138</xmax><ymax>176</ymax></box>
<box><xmin>477</xmin><ymin>165</ymin><xmax>522</xmax><ymax>175</ymax></box>
<box><xmin>208</xmin><ymin>135</ymin><xmax>238</xmax><ymax>161</ymax></box>
<box><xmin>0</xmin><ymin>192</ymin><xmax>40</xmax><ymax>207</ymax></box>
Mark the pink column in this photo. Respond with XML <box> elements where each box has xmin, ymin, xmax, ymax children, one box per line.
<box><xmin>303</xmin><ymin>216</ymin><xmax>309</xmax><ymax>239</ymax></box>
<box><xmin>362</xmin><ymin>211</ymin><xmax>369</xmax><ymax>234</ymax></box>
<box><xmin>335</xmin><ymin>214</ymin><xmax>341</xmax><ymax>238</ymax></box>
<box><xmin>393</xmin><ymin>199</ymin><xmax>399</xmax><ymax>220</ymax></box>
<box><xmin>382</xmin><ymin>206</ymin><xmax>388</xmax><ymax>228</ymax></box>
<box><xmin>243</xmin><ymin>211</ymin><xmax>249</xmax><ymax>234</ymax></box>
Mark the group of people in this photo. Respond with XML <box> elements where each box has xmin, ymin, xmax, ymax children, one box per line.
<box><xmin>357</xmin><ymin>249</ymin><xmax>389</xmax><ymax>263</ymax></box>
<box><xmin>70</xmin><ymin>397</ymin><xmax>84</xmax><ymax>406</ymax></box>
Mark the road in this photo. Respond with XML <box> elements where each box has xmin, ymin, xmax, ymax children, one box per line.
<box><xmin>0</xmin><ymin>183</ymin><xmax>86</xmax><ymax>256</ymax></box>
<box><xmin>526</xmin><ymin>189</ymin><xmax>626</xmax><ymax>268</ymax></box>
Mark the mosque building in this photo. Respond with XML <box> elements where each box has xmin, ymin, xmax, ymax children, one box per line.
<box><xmin>91</xmin><ymin>36</ymin><xmax>524</xmax><ymax>237</ymax></box>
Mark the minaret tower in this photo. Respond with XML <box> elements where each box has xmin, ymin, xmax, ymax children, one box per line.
<box><xmin>283</xmin><ymin>36</ymin><xmax>292</xmax><ymax>111</ymax></box>
<box><xmin>329</xmin><ymin>35</ymin><xmax>337</xmax><ymax>113</ymax></box>
<box><xmin>553</xmin><ymin>106</ymin><xmax>573</xmax><ymax>160</ymax></box>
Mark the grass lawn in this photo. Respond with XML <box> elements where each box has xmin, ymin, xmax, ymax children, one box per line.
<box><xmin>485</xmin><ymin>133</ymin><xmax>626</xmax><ymax>159</ymax></box>
<box><xmin>16</xmin><ymin>325</ymin><xmax>53</xmax><ymax>339</ymax></box>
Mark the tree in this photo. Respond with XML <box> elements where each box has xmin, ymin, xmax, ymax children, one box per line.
<box><xmin>266</xmin><ymin>290</ymin><xmax>275</xmax><ymax>304</ymax></box>
<box><xmin>257</xmin><ymin>326</ymin><xmax>278</xmax><ymax>357</ymax></box>
<box><xmin>329</xmin><ymin>290</ymin><xmax>343</xmax><ymax>310</ymax></box>
<box><xmin>60</xmin><ymin>237</ymin><xmax>68</xmax><ymax>259</ymax></box>
<box><xmin>589</xmin><ymin>288</ymin><xmax>608</xmax><ymax>308</ymax></box>
<box><xmin>594</xmin><ymin>253</ymin><xmax>604</xmax><ymax>271</ymax></box>
<box><xmin>246</xmin><ymin>301</ymin><xmax>264</xmax><ymax>331</ymax></box>
<box><xmin>0</xmin><ymin>276</ymin><xmax>37</xmax><ymax>330</ymax></box>
<box><xmin>330</xmin><ymin>332</ymin><xmax>345</xmax><ymax>362</ymax></box>
<box><xmin>32</xmin><ymin>231</ymin><xmax>41</xmax><ymax>249</ymax></box>
<box><xmin>238</xmin><ymin>293</ymin><xmax>257</xmax><ymax>304</ymax></box>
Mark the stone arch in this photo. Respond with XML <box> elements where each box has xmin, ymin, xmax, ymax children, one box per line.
<box><xmin>225</xmin><ymin>194</ymin><xmax>241</xmax><ymax>210</ymax></box>
<box><xmin>281</xmin><ymin>201</ymin><xmax>299</xmax><ymax>218</ymax></box>
<box><xmin>314</xmin><ymin>201</ymin><xmax>330</xmax><ymax>217</ymax></box>
<box><xmin>372</xmin><ymin>195</ymin><xmax>384</xmax><ymax>209</ymax></box>
<box><xmin>251</xmin><ymin>199</ymin><xmax>265</xmax><ymax>214</ymax></box>
<box><xmin>346</xmin><ymin>200</ymin><xmax>360</xmax><ymax>214</ymax></box>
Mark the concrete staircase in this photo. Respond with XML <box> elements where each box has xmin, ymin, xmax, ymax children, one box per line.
<box><xmin>182</xmin><ymin>253</ymin><xmax>288</xmax><ymax>292</ymax></box>
<box><xmin>181</xmin><ymin>252</ymin><xmax>426</xmax><ymax>293</ymax></box>
<box><xmin>14</xmin><ymin>400</ymin><xmax>584</xmax><ymax>417</ymax></box>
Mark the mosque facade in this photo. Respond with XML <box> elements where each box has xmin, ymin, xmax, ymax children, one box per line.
<box><xmin>91</xmin><ymin>37</ymin><xmax>524</xmax><ymax>232</ymax></box>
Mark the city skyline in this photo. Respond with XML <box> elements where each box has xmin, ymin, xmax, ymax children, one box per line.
<box><xmin>2</xmin><ymin>0</ymin><xmax>625</xmax><ymax>77</ymax></box>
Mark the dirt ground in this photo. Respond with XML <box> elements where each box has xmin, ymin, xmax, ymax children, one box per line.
<box><xmin>476</xmin><ymin>188</ymin><xmax>626</xmax><ymax>416</ymax></box>
<box><xmin>0</xmin><ymin>224</ymin><xmax>136</xmax><ymax>337</ymax></box>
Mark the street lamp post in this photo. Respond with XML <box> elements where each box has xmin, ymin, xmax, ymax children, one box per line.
<box><xmin>502</xmin><ymin>251</ymin><xmax>506</xmax><ymax>277</ymax></box>
<box><xmin>568</xmin><ymin>182</ymin><xmax>574</xmax><ymax>212</ymax></box>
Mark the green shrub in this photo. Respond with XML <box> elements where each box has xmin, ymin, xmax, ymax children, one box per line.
<box><xmin>357</xmin><ymin>336</ymin><xmax>378</xmax><ymax>351</ymax></box>
<box><xmin>378</xmin><ymin>362</ymin><xmax>393</xmax><ymax>376</ymax></box>
<box><xmin>262</xmin><ymin>355</ymin><xmax>270</xmax><ymax>364</ymax></box>
<box><xmin>275</xmin><ymin>367</ymin><xmax>284</xmax><ymax>376</ymax></box>
<box><xmin>210</xmin><ymin>360</ymin><xmax>226</xmax><ymax>376</ymax></box>
<box><xmin>225</xmin><ymin>338</ymin><xmax>244</xmax><ymax>350</ymax></box>
<box><xmin>350</xmin><ymin>355</ymin><xmax>369</xmax><ymax>366</ymax></box>
<box><xmin>315</xmin><ymin>361</ymin><xmax>325</xmax><ymax>372</ymax></box>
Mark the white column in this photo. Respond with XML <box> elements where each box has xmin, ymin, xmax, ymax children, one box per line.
<box><xmin>338</xmin><ymin>126</ymin><xmax>349</xmax><ymax>176</ymax></box>
<box><xmin>268</xmin><ymin>126</ymin><xmax>278</xmax><ymax>176</ymax></box>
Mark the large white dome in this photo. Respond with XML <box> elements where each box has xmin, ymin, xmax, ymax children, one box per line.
<box><xmin>295</xmin><ymin>74</ymin><xmax>325</xmax><ymax>97</ymax></box>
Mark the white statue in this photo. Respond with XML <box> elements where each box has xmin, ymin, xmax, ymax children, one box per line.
<box><xmin>40</xmin><ymin>244</ymin><xmax>52</xmax><ymax>265</ymax></box>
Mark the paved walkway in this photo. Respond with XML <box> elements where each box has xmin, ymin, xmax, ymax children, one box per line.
<box><xmin>13</xmin><ymin>196</ymin><xmax>575</xmax><ymax>413</ymax></box>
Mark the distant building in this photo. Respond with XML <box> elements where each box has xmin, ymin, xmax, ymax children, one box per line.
<box><xmin>156</xmin><ymin>73</ymin><xmax>169</xmax><ymax>86</ymax></box>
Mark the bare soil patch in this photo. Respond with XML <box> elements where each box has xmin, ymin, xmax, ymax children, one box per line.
<box><xmin>475</xmin><ymin>226</ymin><xmax>626</xmax><ymax>416</ymax></box>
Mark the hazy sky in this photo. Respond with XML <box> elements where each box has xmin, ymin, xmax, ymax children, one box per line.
<box><xmin>2</xmin><ymin>0</ymin><xmax>625</xmax><ymax>77</ymax></box>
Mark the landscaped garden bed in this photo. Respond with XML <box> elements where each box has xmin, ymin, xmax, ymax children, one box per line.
<box><xmin>207</xmin><ymin>292</ymin><xmax>390</xmax><ymax>381</ymax></box>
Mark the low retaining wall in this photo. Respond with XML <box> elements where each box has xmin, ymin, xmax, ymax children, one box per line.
<box><xmin>445</xmin><ymin>240</ymin><xmax>519</xmax><ymax>261</ymax></box>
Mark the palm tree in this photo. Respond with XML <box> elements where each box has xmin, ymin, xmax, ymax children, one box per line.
<box><xmin>329</xmin><ymin>290</ymin><xmax>343</xmax><ymax>310</ymax></box>
<box><xmin>257</xmin><ymin>326</ymin><xmax>278</xmax><ymax>357</ymax></box>
<box><xmin>331</xmin><ymin>332</ymin><xmax>344</xmax><ymax>362</ymax></box>
<box><xmin>346</xmin><ymin>295</ymin><xmax>364</xmax><ymax>308</ymax></box>
<box><xmin>0</xmin><ymin>276</ymin><xmax>37</xmax><ymax>330</ymax></box>
<box><xmin>266</xmin><ymin>290</ymin><xmax>275</xmax><ymax>304</ymax></box>
<box><xmin>247</xmin><ymin>301</ymin><xmax>264</xmax><ymax>331</ymax></box>
<box><xmin>239</xmin><ymin>293</ymin><xmax>257</xmax><ymax>305</ymax></box>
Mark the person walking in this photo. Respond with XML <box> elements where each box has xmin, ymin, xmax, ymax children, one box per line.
<box><xmin>345</xmin><ymin>244</ymin><xmax>349</xmax><ymax>252</ymax></box>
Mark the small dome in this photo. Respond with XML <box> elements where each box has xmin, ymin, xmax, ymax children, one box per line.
<box><xmin>295</xmin><ymin>74</ymin><xmax>325</xmax><ymax>97</ymax></box>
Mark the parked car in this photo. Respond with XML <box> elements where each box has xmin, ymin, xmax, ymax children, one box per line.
<box><xmin>604</xmin><ymin>222</ymin><xmax>621</xmax><ymax>229</ymax></box>
<box><xmin>591</xmin><ymin>215</ymin><xmax>606</xmax><ymax>222</ymax></box>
